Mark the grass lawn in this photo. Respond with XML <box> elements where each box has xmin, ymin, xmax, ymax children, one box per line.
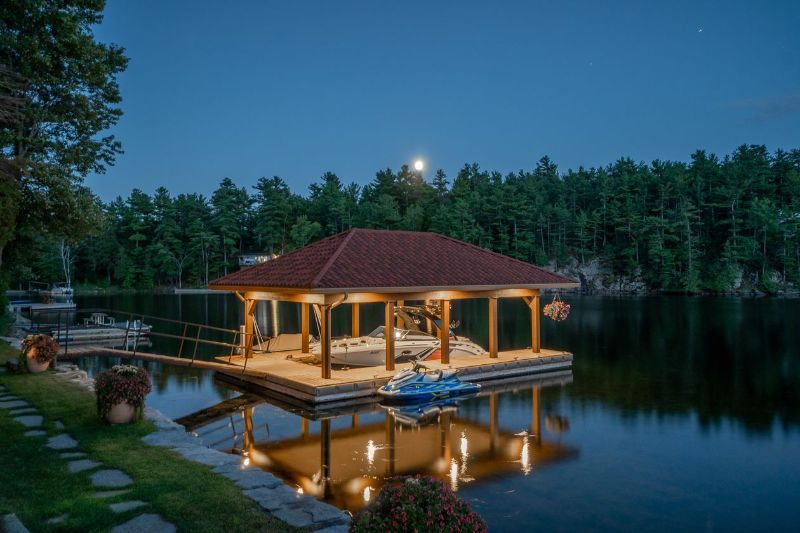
<box><xmin>0</xmin><ymin>341</ymin><xmax>299</xmax><ymax>532</ymax></box>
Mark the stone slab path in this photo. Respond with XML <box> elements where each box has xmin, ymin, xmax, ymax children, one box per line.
<box><xmin>46</xmin><ymin>433</ymin><xmax>78</xmax><ymax>450</ymax></box>
<box><xmin>67</xmin><ymin>459</ymin><xmax>102</xmax><ymax>473</ymax></box>
<box><xmin>13</xmin><ymin>415</ymin><xmax>43</xmax><ymax>428</ymax></box>
<box><xmin>0</xmin><ymin>378</ymin><xmax>177</xmax><ymax>533</ymax></box>
<box><xmin>110</xmin><ymin>501</ymin><xmax>147</xmax><ymax>514</ymax></box>
<box><xmin>111</xmin><ymin>513</ymin><xmax>176</xmax><ymax>533</ymax></box>
<box><xmin>90</xmin><ymin>469</ymin><xmax>134</xmax><ymax>488</ymax></box>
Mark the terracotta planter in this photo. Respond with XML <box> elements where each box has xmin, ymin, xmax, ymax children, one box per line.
<box><xmin>26</xmin><ymin>349</ymin><xmax>51</xmax><ymax>374</ymax></box>
<box><xmin>106</xmin><ymin>401</ymin><xmax>136</xmax><ymax>424</ymax></box>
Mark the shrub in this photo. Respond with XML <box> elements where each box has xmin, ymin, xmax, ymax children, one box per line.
<box><xmin>21</xmin><ymin>334</ymin><xmax>60</xmax><ymax>364</ymax></box>
<box><xmin>351</xmin><ymin>476</ymin><xmax>487</xmax><ymax>533</ymax></box>
<box><xmin>95</xmin><ymin>364</ymin><xmax>152</xmax><ymax>421</ymax></box>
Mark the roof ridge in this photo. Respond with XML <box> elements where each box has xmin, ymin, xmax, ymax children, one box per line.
<box><xmin>311</xmin><ymin>228</ymin><xmax>357</xmax><ymax>288</ymax></box>
<box><xmin>433</xmin><ymin>232</ymin><xmax>574</xmax><ymax>283</ymax></box>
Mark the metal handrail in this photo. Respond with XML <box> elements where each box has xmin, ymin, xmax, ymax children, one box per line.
<box><xmin>18</xmin><ymin>306</ymin><xmax>259</xmax><ymax>361</ymax></box>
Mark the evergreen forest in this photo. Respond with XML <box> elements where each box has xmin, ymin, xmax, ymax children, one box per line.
<box><xmin>9</xmin><ymin>145</ymin><xmax>800</xmax><ymax>294</ymax></box>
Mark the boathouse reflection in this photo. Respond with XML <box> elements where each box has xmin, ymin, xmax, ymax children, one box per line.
<box><xmin>230</xmin><ymin>385</ymin><xmax>577</xmax><ymax>512</ymax></box>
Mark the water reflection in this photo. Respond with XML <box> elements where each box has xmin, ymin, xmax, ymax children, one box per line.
<box><xmin>189</xmin><ymin>379</ymin><xmax>578</xmax><ymax>513</ymax></box>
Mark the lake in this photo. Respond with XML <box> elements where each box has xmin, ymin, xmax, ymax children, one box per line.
<box><xmin>64</xmin><ymin>294</ymin><xmax>799</xmax><ymax>531</ymax></box>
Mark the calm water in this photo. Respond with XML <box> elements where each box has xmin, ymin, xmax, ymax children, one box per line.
<box><xmin>62</xmin><ymin>294</ymin><xmax>799</xmax><ymax>531</ymax></box>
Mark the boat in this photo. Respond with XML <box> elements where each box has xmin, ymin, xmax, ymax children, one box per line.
<box><xmin>40</xmin><ymin>282</ymin><xmax>74</xmax><ymax>302</ymax></box>
<box><xmin>310</xmin><ymin>305</ymin><xmax>485</xmax><ymax>367</ymax></box>
<box><xmin>377</xmin><ymin>360</ymin><xmax>480</xmax><ymax>403</ymax></box>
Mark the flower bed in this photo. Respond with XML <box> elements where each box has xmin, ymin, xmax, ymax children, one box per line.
<box><xmin>95</xmin><ymin>364</ymin><xmax>152</xmax><ymax>422</ymax></box>
<box><xmin>351</xmin><ymin>476</ymin><xmax>487</xmax><ymax>532</ymax></box>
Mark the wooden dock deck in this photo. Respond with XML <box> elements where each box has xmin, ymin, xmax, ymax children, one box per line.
<box><xmin>57</xmin><ymin>344</ymin><xmax>572</xmax><ymax>405</ymax></box>
<box><xmin>214</xmin><ymin>348</ymin><xmax>572</xmax><ymax>404</ymax></box>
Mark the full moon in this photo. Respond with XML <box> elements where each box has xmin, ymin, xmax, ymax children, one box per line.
<box><xmin>414</xmin><ymin>159</ymin><xmax>424</xmax><ymax>171</ymax></box>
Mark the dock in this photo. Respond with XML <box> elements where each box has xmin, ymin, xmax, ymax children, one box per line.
<box><xmin>214</xmin><ymin>348</ymin><xmax>572</xmax><ymax>404</ymax></box>
<box><xmin>57</xmin><ymin>343</ymin><xmax>572</xmax><ymax>406</ymax></box>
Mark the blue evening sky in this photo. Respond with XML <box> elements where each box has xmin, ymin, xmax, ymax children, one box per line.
<box><xmin>89</xmin><ymin>0</ymin><xmax>800</xmax><ymax>200</ymax></box>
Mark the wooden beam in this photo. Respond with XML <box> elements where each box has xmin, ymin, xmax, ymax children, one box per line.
<box><xmin>320</xmin><ymin>304</ymin><xmax>332</xmax><ymax>379</ymax></box>
<box><xmin>301</xmin><ymin>303</ymin><xmax>310</xmax><ymax>353</ymax></box>
<box><xmin>244</xmin><ymin>299</ymin><xmax>256</xmax><ymax>359</ymax></box>
<box><xmin>351</xmin><ymin>303</ymin><xmax>360</xmax><ymax>338</ymax></box>
<box><xmin>488</xmin><ymin>297</ymin><xmax>498</xmax><ymax>358</ymax></box>
<box><xmin>385</xmin><ymin>301</ymin><xmax>395</xmax><ymax>371</ymax></box>
<box><xmin>246</xmin><ymin>291</ymin><xmax>325</xmax><ymax>304</ymax></box>
<box><xmin>321</xmin><ymin>288</ymin><xmax>544</xmax><ymax>305</ymax></box>
<box><xmin>440</xmin><ymin>299</ymin><xmax>450</xmax><ymax>364</ymax></box>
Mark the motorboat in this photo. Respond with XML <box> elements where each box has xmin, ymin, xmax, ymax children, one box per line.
<box><xmin>377</xmin><ymin>360</ymin><xmax>480</xmax><ymax>403</ymax></box>
<box><xmin>310</xmin><ymin>305</ymin><xmax>486</xmax><ymax>367</ymax></box>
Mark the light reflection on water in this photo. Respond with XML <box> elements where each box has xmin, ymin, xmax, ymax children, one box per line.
<box><xmin>67</xmin><ymin>294</ymin><xmax>800</xmax><ymax>531</ymax></box>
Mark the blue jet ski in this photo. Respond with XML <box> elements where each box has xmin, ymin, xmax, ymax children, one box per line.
<box><xmin>378</xmin><ymin>361</ymin><xmax>480</xmax><ymax>403</ymax></box>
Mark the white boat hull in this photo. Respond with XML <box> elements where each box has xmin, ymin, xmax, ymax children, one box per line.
<box><xmin>312</xmin><ymin>337</ymin><xmax>485</xmax><ymax>367</ymax></box>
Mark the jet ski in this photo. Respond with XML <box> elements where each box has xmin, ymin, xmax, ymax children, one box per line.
<box><xmin>377</xmin><ymin>361</ymin><xmax>480</xmax><ymax>403</ymax></box>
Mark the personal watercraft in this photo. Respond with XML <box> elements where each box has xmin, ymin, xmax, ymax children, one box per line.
<box><xmin>377</xmin><ymin>361</ymin><xmax>480</xmax><ymax>403</ymax></box>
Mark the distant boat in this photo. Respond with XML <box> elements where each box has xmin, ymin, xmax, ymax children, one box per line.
<box><xmin>51</xmin><ymin>312</ymin><xmax>151</xmax><ymax>345</ymax></box>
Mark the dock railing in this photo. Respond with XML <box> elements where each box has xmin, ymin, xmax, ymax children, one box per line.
<box><xmin>17</xmin><ymin>307</ymin><xmax>260</xmax><ymax>366</ymax></box>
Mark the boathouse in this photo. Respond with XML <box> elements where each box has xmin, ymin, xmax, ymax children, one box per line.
<box><xmin>208</xmin><ymin>228</ymin><xmax>579</xmax><ymax>403</ymax></box>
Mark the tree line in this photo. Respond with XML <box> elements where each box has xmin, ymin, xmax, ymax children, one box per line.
<box><xmin>12</xmin><ymin>144</ymin><xmax>800</xmax><ymax>293</ymax></box>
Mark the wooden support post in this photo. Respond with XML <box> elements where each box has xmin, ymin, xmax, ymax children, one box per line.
<box><xmin>243</xmin><ymin>407</ymin><xmax>254</xmax><ymax>452</ymax></box>
<box><xmin>524</xmin><ymin>292</ymin><xmax>541</xmax><ymax>353</ymax></box>
<box><xmin>396</xmin><ymin>299</ymin><xmax>405</xmax><ymax>328</ymax></box>
<box><xmin>301</xmin><ymin>303</ymin><xmax>310</xmax><ymax>353</ymax></box>
<box><xmin>488</xmin><ymin>297</ymin><xmax>498</xmax><ymax>358</ymax></box>
<box><xmin>352</xmin><ymin>414</ymin><xmax>359</xmax><ymax>429</ymax></box>
<box><xmin>489</xmin><ymin>393</ymin><xmax>498</xmax><ymax>452</ymax></box>
<box><xmin>320</xmin><ymin>304</ymin><xmax>332</xmax><ymax>379</ymax></box>
<box><xmin>244</xmin><ymin>299</ymin><xmax>256</xmax><ymax>359</ymax></box>
<box><xmin>351</xmin><ymin>303</ymin><xmax>360</xmax><ymax>338</ymax></box>
<box><xmin>385</xmin><ymin>414</ymin><xmax>396</xmax><ymax>476</ymax></box>
<box><xmin>532</xmin><ymin>386</ymin><xmax>541</xmax><ymax>444</ymax></box>
<box><xmin>385</xmin><ymin>301</ymin><xmax>395</xmax><ymax>371</ymax></box>
<box><xmin>301</xmin><ymin>417</ymin><xmax>309</xmax><ymax>437</ymax></box>
<box><xmin>321</xmin><ymin>418</ymin><xmax>331</xmax><ymax>498</ymax></box>
<box><xmin>425</xmin><ymin>299</ymin><xmax>433</xmax><ymax>334</ymax></box>
<box><xmin>440</xmin><ymin>299</ymin><xmax>450</xmax><ymax>364</ymax></box>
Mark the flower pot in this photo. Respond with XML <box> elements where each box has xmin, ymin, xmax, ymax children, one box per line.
<box><xmin>106</xmin><ymin>401</ymin><xmax>135</xmax><ymax>424</ymax></box>
<box><xmin>26</xmin><ymin>349</ymin><xmax>51</xmax><ymax>374</ymax></box>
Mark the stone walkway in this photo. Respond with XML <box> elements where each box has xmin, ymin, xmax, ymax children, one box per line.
<box><xmin>0</xmin><ymin>376</ymin><xmax>177</xmax><ymax>532</ymax></box>
<box><xmin>2</xmin><ymin>364</ymin><xmax>351</xmax><ymax>532</ymax></box>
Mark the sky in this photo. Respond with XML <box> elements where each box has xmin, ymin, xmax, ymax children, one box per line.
<box><xmin>88</xmin><ymin>0</ymin><xmax>800</xmax><ymax>200</ymax></box>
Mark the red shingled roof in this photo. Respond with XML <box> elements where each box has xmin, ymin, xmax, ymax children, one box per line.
<box><xmin>209</xmin><ymin>228</ymin><xmax>578</xmax><ymax>292</ymax></box>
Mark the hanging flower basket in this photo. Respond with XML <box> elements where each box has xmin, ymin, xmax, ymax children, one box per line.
<box><xmin>543</xmin><ymin>295</ymin><xmax>570</xmax><ymax>322</ymax></box>
<box><xmin>95</xmin><ymin>365</ymin><xmax>152</xmax><ymax>424</ymax></box>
